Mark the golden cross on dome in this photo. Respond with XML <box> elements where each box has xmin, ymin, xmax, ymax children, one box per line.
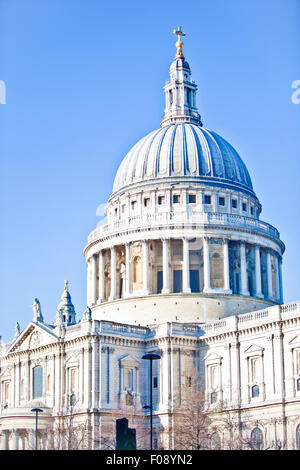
<box><xmin>64</xmin><ymin>280</ymin><xmax>68</xmax><ymax>292</ymax></box>
<box><xmin>173</xmin><ymin>26</ymin><xmax>186</xmax><ymax>58</ymax></box>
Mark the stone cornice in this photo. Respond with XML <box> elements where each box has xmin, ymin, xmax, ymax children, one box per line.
<box><xmin>84</xmin><ymin>222</ymin><xmax>284</xmax><ymax>258</ymax></box>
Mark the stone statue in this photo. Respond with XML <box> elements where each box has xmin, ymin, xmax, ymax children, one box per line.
<box><xmin>32</xmin><ymin>298</ymin><xmax>43</xmax><ymax>322</ymax></box>
<box><xmin>14</xmin><ymin>321</ymin><xmax>20</xmax><ymax>338</ymax></box>
<box><xmin>82</xmin><ymin>306</ymin><xmax>92</xmax><ymax>322</ymax></box>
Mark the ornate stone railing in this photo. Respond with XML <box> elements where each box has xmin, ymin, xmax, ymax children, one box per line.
<box><xmin>201</xmin><ymin>302</ymin><xmax>300</xmax><ymax>336</ymax></box>
<box><xmin>88</xmin><ymin>211</ymin><xmax>280</xmax><ymax>242</ymax></box>
<box><xmin>99</xmin><ymin>321</ymin><xmax>149</xmax><ymax>336</ymax></box>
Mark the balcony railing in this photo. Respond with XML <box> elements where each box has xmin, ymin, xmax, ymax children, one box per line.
<box><xmin>88</xmin><ymin>211</ymin><xmax>280</xmax><ymax>242</ymax></box>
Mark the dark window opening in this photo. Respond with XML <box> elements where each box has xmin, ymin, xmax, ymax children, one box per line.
<box><xmin>219</xmin><ymin>197</ymin><xmax>225</xmax><ymax>206</ymax></box>
<box><xmin>204</xmin><ymin>195</ymin><xmax>211</xmax><ymax>205</ymax></box>
<box><xmin>232</xmin><ymin>199</ymin><xmax>237</xmax><ymax>209</ymax></box>
<box><xmin>189</xmin><ymin>194</ymin><xmax>196</xmax><ymax>204</ymax></box>
<box><xmin>210</xmin><ymin>392</ymin><xmax>218</xmax><ymax>404</ymax></box>
<box><xmin>33</xmin><ymin>366</ymin><xmax>43</xmax><ymax>399</ymax></box>
<box><xmin>251</xmin><ymin>385</ymin><xmax>260</xmax><ymax>398</ymax></box>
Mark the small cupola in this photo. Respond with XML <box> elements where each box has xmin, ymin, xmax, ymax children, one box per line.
<box><xmin>55</xmin><ymin>280</ymin><xmax>76</xmax><ymax>326</ymax></box>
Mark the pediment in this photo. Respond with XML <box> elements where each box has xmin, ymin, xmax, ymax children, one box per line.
<box><xmin>288</xmin><ymin>335</ymin><xmax>300</xmax><ymax>346</ymax></box>
<box><xmin>244</xmin><ymin>344</ymin><xmax>264</xmax><ymax>355</ymax></box>
<box><xmin>119</xmin><ymin>355</ymin><xmax>140</xmax><ymax>368</ymax></box>
<box><xmin>7</xmin><ymin>322</ymin><xmax>59</xmax><ymax>353</ymax></box>
<box><xmin>65</xmin><ymin>352</ymin><xmax>80</xmax><ymax>366</ymax></box>
<box><xmin>204</xmin><ymin>351</ymin><xmax>222</xmax><ymax>363</ymax></box>
<box><xmin>0</xmin><ymin>366</ymin><xmax>12</xmax><ymax>380</ymax></box>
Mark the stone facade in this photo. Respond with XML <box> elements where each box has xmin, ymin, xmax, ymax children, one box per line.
<box><xmin>0</xmin><ymin>30</ymin><xmax>299</xmax><ymax>450</ymax></box>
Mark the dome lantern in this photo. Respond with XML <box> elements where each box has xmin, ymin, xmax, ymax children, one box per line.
<box><xmin>161</xmin><ymin>27</ymin><xmax>202</xmax><ymax>127</ymax></box>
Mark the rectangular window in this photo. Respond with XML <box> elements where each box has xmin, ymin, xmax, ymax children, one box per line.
<box><xmin>188</xmin><ymin>194</ymin><xmax>196</xmax><ymax>204</ymax></box>
<box><xmin>251</xmin><ymin>358</ymin><xmax>259</xmax><ymax>381</ymax></box>
<box><xmin>210</xmin><ymin>366</ymin><xmax>218</xmax><ymax>388</ymax></box>
<box><xmin>232</xmin><ymin>199</ymin><xmax>237</xmax><ymax>209</ymax></box>
<box><xmin>219</xmin><ymin>197</ymin><xmax>225</xmax><ymax>206</ymax></box>
<box><xmin>114</xmin><ymin>208</ymin><xmax>118</xmax><ymax>216</ymax></box>
<box><xmin>4</xmin><ymin>381</ymin><xmax>10</xmax><ymax>404</ymax></box>
<box><xmin>153</xmin><ymin>376</ymin><xmax>158</xmax><ymax>388</ymax></box>
<box><xmin>124</xmin><ymin>368</ymin><xmax>134</xmax><ymax>391</ymax></box>
<box><xmin>33</xmin><ymin>366</ymin><xmax>43</xmax><ymax>399</ymax></box>
<box><xmin>131</xmin><ymin>201</ymin><xmax>136</xmax><ymax>210</ymax></box>
<box><xmin>187</xmin><ymin>88</ymin><xmax>191</xmax><ymax>105</ymax></box>
<box><xmin>204</xmin><ymin>195</ymin><xmax>211</xmax><ymax>205</ymax></box>
<box><xmin>173</xmin><ymin>269</ymin><xmax>182</xmax><ymax>293</ymax></box>
<box><xmin>210</xmin><ymin>392</ymin><xmax>218</xmax><ymax>404</ymax></box>
<box><xmin>70</xmin><ymin>368</ymin><xmax>77</xmax><ymax>392</ymax></box>
<box><xmin>190</xmin><ymin>269</ymin><xmax>199</xmax><ymax>293</ymax></box>
<box><xmin>173</xmin><ymin>195</ymin><xmax>180</xmax><ymax>204</ymax></box>
<box><xmin>157</xmin><ymin>271</ymin><xmax>163</xmax><ymax>294</ymax></box>
<box><xmin>144</xmin><ymin>198</ymin><xmax>150</xmax><ymax>207</ymax></box>
<box><xmin>242</xmin><ymin>202</ymin><xmax>247</xmax><ymax>212</ymax></box>
<box><xmin>158</xmin><ymin>196</ymin><xmax>164</xmax><ymax>205</ymax></box>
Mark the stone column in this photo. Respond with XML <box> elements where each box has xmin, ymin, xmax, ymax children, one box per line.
<box><xmin>26</xmin><ymin>355</ymin><xmax>31</xmax><ymax>402</ymax></box>
<box><xmin>240</xmin><ymin>242</ymin><xmax>249</xmax><ymax>296</ymax></box>
<box><xmin>143</xmin><ymin>239</ymin><xmax>150</xmax><ymax>294</ymax></box>
<box><xmin>92</xmin><ymin>337</ymin><xmax>99</xmax><ymax>410</ymax></box>
<box><xmin>182</xmin><ymin>237</ymin><xmax>191</xmax><ymax>293</ymax></box>
<box><xmin>87</xmin><ymin>258</ymin><xmax>91</xmax><ymax>306</ymax></box>
<box><xmin>54</xmin><ymin>351</ymin><xmax>60</xmax><ymax>411</ymax></box>
<box><xmin>90</xmin><ymin>255</ymin><xmax>97</xmax><ymax>306</ymax></box>
<box><xmin>275</xmin><ymin>254</ymin><xmax>280</xmax><ymax>302</ymax></box>
<box><xmin>267</xmin><ymin>250</ymin><xmax>273</xmax><ymax>299</ymax></box>
<box><xmin>1</xmin><ymin>430</ymin><xmax>9</xmax><ymax>450</ymax></box>
<box><xmin>11</xmin><ymin>363</ymin><xmax>15</xmax><ymax>408</ymax></box>
<box><xmin>80</xmin><ymin>347</ymin><xmax>85</xmax><ymax>405</ymax></box>
<box><xmin>162</xmin><ymin>238</ymin><xmax>170</xmax><ymax>294</ymax></box>
<box><xmin>203</xmin><ymin>237</ymin><xmax>211</xmax><ymax>292</ymax></box>
<box><xmin>254</xmin><ymin>244</ymin><xmax>263</xmax><ymax>298</ymax></box>
<box><xmin>231</xmin><ymin>337</ymin><xmax>241</xmax><ymax>408</ymax></box>
<box><xmin>60</xmin><ymin>347</ymin><xmax>65</xmax><ymax>411</ymax></box>
<box><xmin>223</xmin><ymin>239</ymin><xmax>231</xmax><ymax>293</ymax></box>
<box><xmin>109</xmin><ymin>246</ymin><xmax>117</xmax><ymax>301</ymax></box>
<box><xmin>125</xmin><ymin>242</ymin><xmax>131</xmax><ymax>297</ymax></box>
<box><xmin>278</xmin><ymin>257</ymin><xmax>283</xmax><ymax>303</ymax></box>
<box><xmin>97</xmin><ymin>250</ymin><xmax>104</xmax><ymax>304</ymax></box>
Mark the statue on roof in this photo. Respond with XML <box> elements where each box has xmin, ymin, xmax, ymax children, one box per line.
<box><xmin>82</xmin><ymin>306</ymin><xmax>92</xmax><ymax>322</ymax></box>
<box><xmin>14</xmin><ymin>321</ymin><xmax>20</xmax><ymax>338</ymax></box>
<box><xmin>32</xmin><ymin>298</ymin><xmax>43</xmax><ymax>322</ymax></box>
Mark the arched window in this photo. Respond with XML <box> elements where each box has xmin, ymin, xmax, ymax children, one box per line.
<box><xmin>250</xmin><ymin>427</ymin><xmax>263</xmax><ymax>450</ymax></box>
<box><xmin>297</xmin><ymin>378</ymin><xmax>300</xmax><ymax>392</ymax></box>
<box><xmin>296</xmin><ymin>424</ymin><xmax>300</xmax><ymax>450</ymax></box>
<box><xmin>33</xmin><ymin>366</ymin><xmax>43</xmax><ymax>399</ymax></box>
<box><xmin>251</xmin><ymin>385</ymin><xmax>260</xmax><ymax>398</ymax></box>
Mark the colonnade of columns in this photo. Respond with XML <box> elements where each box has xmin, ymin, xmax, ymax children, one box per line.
<box><xmin>87</xmin><ymin>238</ymin><xmax>283</xmax><ymax>306</ymax></box>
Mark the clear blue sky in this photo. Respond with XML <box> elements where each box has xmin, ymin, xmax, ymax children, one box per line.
<box><xmin>0</xmin><ymin>0</ymin><xmax>299</xmax><ymax>342</ymax></box>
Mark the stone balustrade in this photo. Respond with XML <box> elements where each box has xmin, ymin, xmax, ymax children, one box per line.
<box><xmin>88</xmin><ymin>211</ymin><xmax>280</xmax><ymax>243</ymax></box>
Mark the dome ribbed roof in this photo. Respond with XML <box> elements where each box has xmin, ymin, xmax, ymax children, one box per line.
<box><xmin>112</xmin><ymin>123</ymin><xmax>254</xmax><ymax>196</ymax></box>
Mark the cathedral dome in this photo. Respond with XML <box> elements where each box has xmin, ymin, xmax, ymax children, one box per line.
<box><xmin>112</xmin><ymin>123</ymin><xmax>254</xmax><ymax>196</ymax></box>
